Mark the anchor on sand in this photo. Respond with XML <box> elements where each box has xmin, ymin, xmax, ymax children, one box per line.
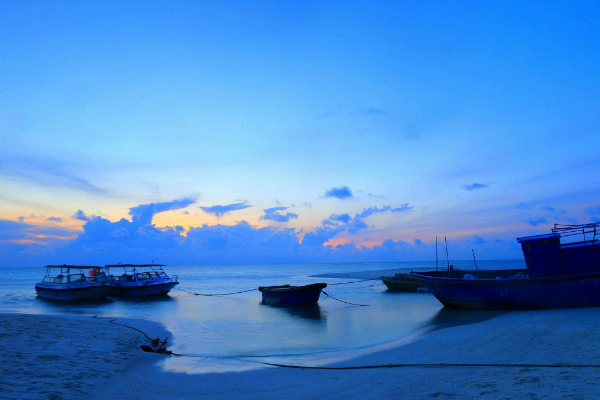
<box><xmin>140</xmin><ymin>337</ymin><xmax>172</xmax><ymax>355</ymax></box>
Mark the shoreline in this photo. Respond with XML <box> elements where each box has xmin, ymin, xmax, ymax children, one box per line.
<box><xmin>4</xmin><ymin>271</ymin><xmax>600</xmax><ymax>399</ymax></box>
<box><xmin>105</xmin><ymin>307</ymin><xmax>600</xmax><ymax>399</ymax></box>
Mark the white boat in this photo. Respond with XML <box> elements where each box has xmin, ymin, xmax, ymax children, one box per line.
<box><xmin>104</xmin><ymin>264</ymin><xmax>179</xmax><ymax>297</ymax></box>
<box><xmin>35</xmin><ymin>265</ymin><xmax>113</xmax><ymax>301</ymax></box>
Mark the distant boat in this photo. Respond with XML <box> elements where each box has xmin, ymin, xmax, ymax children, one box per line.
<box><xmin>35</xmin><ymin>265</ymin><xmax>113</xmax><ymax>301</ymax></box>
<box><xmin>104</xmin><ymin>264</ymin><xmax>179</xmax><ymax>297</ymax></box>
<box><xmin>258</xmin><ymin>283</ymin><xmax>327</xmax><ymax>305</ymax></box>
<box><xmin>381</xmin><ymin>274</ymin><xmax>426</xmax><ymax>292</ymax></box>
<box><xmin>411</xmin><ymin>223</ymin><xmax>600</xmax><ymax>310</ymax></box>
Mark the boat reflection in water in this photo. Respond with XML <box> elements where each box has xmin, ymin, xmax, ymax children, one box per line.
<box><xmin>267</xmin><ymin>303</ymin><xmax>326</xmax><ymax>322</ymax></box>
<box><xmin>412</xmin><ymin>223</ymin><xmax>600</xmax><ymax>310</ymax></box>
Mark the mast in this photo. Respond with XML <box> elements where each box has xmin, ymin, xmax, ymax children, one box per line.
<box><xmin>445</xmin><ymin>236</ymin><xmax>450</xmax><ymax>270</ymax></box>
<box><xmin>472</xmin><ymin>249</ymin><xmax>478</xmax><ymax>278</ymax></box>
<box><xmin>435</xmin><ymin>236</ymin><xmax>438</xmax><ymax>272</ymax></box>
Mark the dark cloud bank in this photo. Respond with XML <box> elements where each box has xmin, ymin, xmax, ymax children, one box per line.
<box><xmin>1</xmin><ymin>198</ymin><xmax>527</xmax><ymax>267</ymax></box>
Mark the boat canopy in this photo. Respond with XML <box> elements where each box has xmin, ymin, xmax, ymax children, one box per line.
<box><xmin>105</xmin><ymin>264</ymin><xmax>166</xmax><ymax>268</ymax></box>
<box><xmin>44</xmin><ymin>265</ymin><xmax>103</xmax><ymax>269</ymax></box>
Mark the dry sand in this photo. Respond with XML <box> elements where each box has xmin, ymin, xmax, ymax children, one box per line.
<box><xmin>0</xmin><ymin>313</ymin><xmax>167</xmax><ymax>400</ymax></box>
<box><xmin>4</xmin><ymin>307</ymin><xmax>600</xmax><ymax>399</ymax></box>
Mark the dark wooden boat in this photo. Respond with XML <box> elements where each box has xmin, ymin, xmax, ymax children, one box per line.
<box><xmin>411</xmin><ymin>223</ymin><xmax>600</xmax><ymax>310</ymax></box>
<box><xmin>258</xmin><ymin>283</ymin><xmax>327</xmax><ymax>305</ymax></box>
<box><xmin>381</xmin><ymin>274</ymin><xmax>425</xmax><ymax>292</ymax></box>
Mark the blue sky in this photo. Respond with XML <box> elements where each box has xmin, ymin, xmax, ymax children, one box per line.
<box><xmin>1</xmin><ymin>1</ymin><xmax>600</xmax><ymax>267</ymax></box>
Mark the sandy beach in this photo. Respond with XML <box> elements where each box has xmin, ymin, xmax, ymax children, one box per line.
<box><xmin>4</xmin><ymin>306</ymin><xmax>600</xmax><ymax>399</ymax></box>
<box><xmin>0</xmin><ymin>313</ymin><xmax>168</xmax><ymax>400</ymax></box>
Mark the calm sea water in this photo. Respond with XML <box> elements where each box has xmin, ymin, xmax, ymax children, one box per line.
<box><xmin>1</xmin><ymin>260</ymin><xmax>524</xmax><ymax>362</ymax></box>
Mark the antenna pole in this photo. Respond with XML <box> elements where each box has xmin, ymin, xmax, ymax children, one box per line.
<box><xmin>445</xmin><ymin>236</ymin><xmax>450</xmax><ymax>271</ymax></box>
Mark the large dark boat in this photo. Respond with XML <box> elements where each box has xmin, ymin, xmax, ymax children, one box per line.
<box><xmin>411</xmin><ymin>223</ymin><xmax>600</xmax><ymax>310</ymax></box>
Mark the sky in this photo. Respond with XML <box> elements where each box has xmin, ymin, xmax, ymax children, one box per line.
<box><xmin>1</xmin><ymin>1</ymin><xmax>600</xmax><ymax>267</ymax></box>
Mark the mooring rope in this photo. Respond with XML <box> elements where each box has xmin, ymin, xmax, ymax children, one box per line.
<box><xmin>327</xmin><ymin>278</ymin><xmax>381</xmax><ymax>286</ymax></box>
<box><xmin>259</xmin><ymin>361</ymin><xmax>600</xmax><ymax>370</ymax></box>
<box><xmin>322</xmin><ymin>291</ymin><xmax>370</xmax><ymax>307</ymax></box>
<box><xmin>175</xmin><ymin>287</ymin><xmax>258</xmax><ymax>297</ymax></box>
<box><xmin>91</xmin><ymin>315</ymin><xmax>152</xmax><ymax>340</ymax></box>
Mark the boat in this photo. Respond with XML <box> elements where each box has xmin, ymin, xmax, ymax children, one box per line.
<box><xmin>104</xmin><ymin>264</ymin><xmax>179</xmax><ymax>297</ymax></box>
<box><xmin>411</xmin><ymin>223</ymin><xmax>600</xmax><ymax>310</ymax></box>
<box><xmin>35</xmin><ymin>265</ymin><xmax>113</xmax><ymax>301</ymax></box>
<box><xmin>381</xmin><ymin>273</ymin><xmax>426</xmax><ymax>292</ymax></box>
<box><xmin>258</xmin><ymin>283</ymin><xmax>327</xmax><ymax>305</ymax></box>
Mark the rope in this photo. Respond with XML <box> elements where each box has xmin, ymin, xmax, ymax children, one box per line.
<box><xmin>175</xmin><ymin>287</ymin><xmax>258</xmax><ymax>297</ymax></box>
<box><xmin>322</xmin><ymin>291</ymin><xmax>370</xmax><ymax>307</ymax></box>
<box><xmin>327</xmin><ymin>278</ymin><xmax>381</xmax><ymax>286</ymax></box>
<box><xmin>259</xmin><ymin>361</ymin><xmax>600</xmax><ymax>370</ymax></box>
<box><xmin>91</xmin><ymin>315</ymin><xmax>152</xmax><ymax>341</ymax></box>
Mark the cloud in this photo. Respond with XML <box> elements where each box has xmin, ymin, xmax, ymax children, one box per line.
<box><xmin>525</xmin><ymin>217</ymin><xmax>549</xmax><ymax>227</ymax></box>
<box><xmin>129</xmin><ymin>197</ymin><xmax>197</xmax><ymax>224</ymax></box>
<box><xmin>199</xmin><ymin>202</ymin><xmax>252</xmax><ymax>217</ymax></box>
<box><xmin>329</xmin><ymin>214</ymin><xmax>352</xmax><ymax>224</ymax></box>
<box><xmin>260</xmin><ymin>207</ymin><xmax>299</xmax><ymax>223</ymax></box>
<box><xmin>73</xmin><ymin>210</ymin><xmax>92</xmax><ymax>221</ymax></box>
<box><xmin>462</xmin><ymin>183</ymin><xmax>490</xmax><ymax>191</ymax></box>
<box><xmin>303</xmin><ymin>202</ymin><xmax>313</xmax><ymax>208</ymax></box>
<box><xmin>0</xmin><ymin>198</ymin><xmax>530</xmax><ymax>267</ymax></box>
<box><xmin>356</xmin><ymin>204</ymin><xmax>413</xmax><ymax>218</ymax></box>
<box><xmin>323</xmin><ymin>186</ymin><xmax>353</xmax><ymax>200</ymax></box>
<box><xmin>541</xmin><ymin>206</ymin><xmax>555</xmax><ymax>212</ymax></box>
<box><xmin>321</xmin><ymin>204</ymin><xmax>414</xmax><ymax>236</ymax></box>
<box><xmin>1</xmin><ymin>154</ymin><xmax>106</xmax><ymax>194</ymax></box>
<box><xmin>471</xmin><ymin>236</ymin><xmax>486</xmax><ymax>245</ymax></box>
<box><xmin>47</xmin><ymin>216</ymin><xmax>63</xmax><ymax>222</ymax></box>
<box><xmin>364</xmin><ymin>107</ymin><xmax>386</xmax><ymax>116</ymax></box>
<box><xmin>586</xmin><ymin>206</ymin><xmax>600</xmax><ymax>215</ymax></box>
<box><xmin>517</xmin><ymin>203</ymin><xmax>529</xmax><ymax>210</ymax></box>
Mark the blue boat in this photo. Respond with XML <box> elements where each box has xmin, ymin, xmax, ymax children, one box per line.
<box><xmin>104</xmin><ymin>264</ymin><xmax>179</xmax><ymax>297</ymax></box>
<box><xmin>35</xmin><ymin>265</ymin><xmax>113</xmax><ymax>301</ymax></box>
<box><xmin>258</xmin><ymin>283</ymin><xmax>327</xmax><ymax>305</ymax></box>
<box><xmin>411</xmin><ymin>223</ymin><xmax>600</xmax><ymax>310</ymax></box>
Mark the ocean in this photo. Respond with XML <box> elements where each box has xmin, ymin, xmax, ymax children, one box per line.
<box><xmin>1</xmin><ymin>260</ymin><xmax>524</xmax><ymax>365</ymax></box>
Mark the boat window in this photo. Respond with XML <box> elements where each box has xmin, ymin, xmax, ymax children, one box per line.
<box><xmin>137</xmin><ymin>273</ymin><xmax>151</xmax><ymax>280</ymax></box>
<box><xmin>68</xmin><ymin>274</ymin><xmax>85</xmax><ymax>282</ymax></box>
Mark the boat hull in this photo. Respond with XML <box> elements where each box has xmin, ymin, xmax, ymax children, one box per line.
<box><xmin>412</xmin><ymin>271</ymin><xmax>600</xmax><ymax>310</ymax></box>
<box><xmin>109</xmin><ymin>281</ymin><xmax>179</xmax><ymax>297</ymax></box>
<box><xmin>259</xmin><ymin>283</ymin><xmax>327</xmax><ymax>305</ymax></box>
<box><xmin>35</xmin><ymin>285</ymin><xmax>113</xmax><ymax>301</ymax></box>
<box><xmin>381</xmin><ymin>275</ymin><xmax>424</xmax><ymax>292</ymax></box>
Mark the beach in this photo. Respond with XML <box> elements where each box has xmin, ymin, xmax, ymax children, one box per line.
<box><xmin>4</xmin><ymin>305</ymin><xmax>600</xmax><ymax>399</ymax></box>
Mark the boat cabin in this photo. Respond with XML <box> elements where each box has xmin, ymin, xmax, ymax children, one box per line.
<box><xmin>42</xmin><ymin>265</ymin><xmax>106</xmax><ymax>284</ymax></box>
<box><xmin>104</xmin><ymin>264</ymin><xmax>177</xmax><ymax>283</ymax></box>
<box><xmin>517</xmin><ymin>223</ymin><xmax>600</xmax><ymax>278</ymax></box>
